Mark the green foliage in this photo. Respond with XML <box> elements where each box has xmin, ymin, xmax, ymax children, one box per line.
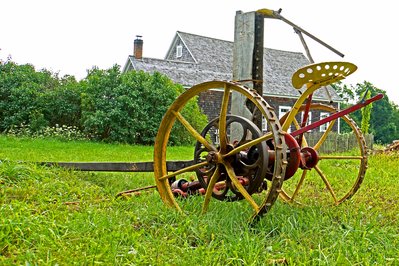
<box><xmin>0</xmin><ymin>61</ymin><xmax>207</xmax><ymax>145</ymax></box>
<box><xmin>40</xmin><ymin>75</ymin><xmax>82</xmax><ymax>128</ymax></box>
<box><xmin>360</xmin><ymin>89</ymin><xmax>372</xmax><ymax>134</ymax></box>
<box><xmin>81</xmin><ymin>66</ymin><xmax>207</xmax><ymax>145</ymax></box>
<box><xmin>333</xmin><ymin>81</ymin><xmax>399</xmax><ymax>143</ymax></box>
<box><xmin>0</xmin><ymin>62</ymin><xmax>52</xmax><ymax>132</ymax></box>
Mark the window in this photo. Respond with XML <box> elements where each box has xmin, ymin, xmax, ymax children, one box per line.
<box><xmin>279</xmin><ymin>106</ymin><xmax>291</xmax><ymax>132</ymax></box>
<box><xmin>176</xmin><ymin>45</ymin><xmax>183</xmax><ymax>58</ymax></box>
<box><xmin>319</xmin><ymin>112</ymin><xmax>330</xmax><ymax>132</ymax></box>
<box><xmin>301</xmin><ymin>111</ymin><xmax>312</xmax><ymax>132</ymax></box>
<box><xmin>214</xmin><ymin>129</ymin><xmax>220</xmax><ymax>146</ymax></box>
<box><xmin>262</xmin><ymin>116</ymin><xmax>268</xmax><ymax>132</ymax></box>
<box><xmin>279</xmin><ymin>106</ymin><xmax>291</xmax><ymax>119</ymax></box>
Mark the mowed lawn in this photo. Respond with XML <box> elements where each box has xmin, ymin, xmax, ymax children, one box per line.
<box><xmin>1</xmin><ymin>135</ymin><xmax>398</xmax><ymax>265</ymax></box>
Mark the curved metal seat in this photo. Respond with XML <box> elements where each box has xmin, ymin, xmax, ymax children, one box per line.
<box><xmin>292</xmin><ymin>61</ymin><xmax>357</xmax><ymax>90</ymax></box>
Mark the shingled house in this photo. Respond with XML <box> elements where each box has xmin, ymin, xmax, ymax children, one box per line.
<box><xmin>122</xmin><ymin>31</ymin><xmax>341</xmax><ymax>133</ymax></box>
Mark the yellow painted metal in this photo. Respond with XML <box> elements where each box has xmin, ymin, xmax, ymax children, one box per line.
<box><xmin>153</xmin><ymin>80</ymin><xmax>287</xmax><ymax>221</ymax></box>
<box><xmin>279</xmin><ymin>170</ymin><xmax>307</xmax><ymax>203</ymax></box>
<box><xmin>282</xmin><ymin>62</ymin><xmax>357</xmax><ymax>132</ymax></box>
<box><xmin>291</xmin><ymin>61</ymin><xmax>357</xmax><ymax>90</ymax></box>
<box><xmin>154</xmin><ymin>61</ymin><xmax>364</xmax><ymax>218</ymax></box>
<box><xmin>256</xmin><ymin>8</ymin><xmax>276</xmax><ymax>18</ymax></box>
<box><xmin>315</xmin><ymin>165</ymin><xmax>339</xmax><ymax>204</ymax></box>
<box><xmin>223</xmin><ymin>132</ymin><xmax>273</xmax><ymax>159</ymax></box>
<box><xmin>173</xmin><ymin>111</ymin><xmax>216</xmax><ymax>152</ymax></box>
<box><xmin>218</xmin><ymin>83</ymin><xmax>230</xmax><ymax>153</ymax></box>
<box><xmin>314</xmin><ymin>119</ymin><xmax>335</xmax><ymax>150</ymax></box>
<box><xmin>159</xmin><ymin>161</ymin><xmax>209</xmax><ymax>181</ymax></box>
<box><xmin>202</xmin><ymin>165</ymin><xmax>220</xmax><ymax>214</ymax></box>
<box><xmin>223</xmin><ymin>161</ymin><xmax>260</xmax><ymax>212</ymax></box>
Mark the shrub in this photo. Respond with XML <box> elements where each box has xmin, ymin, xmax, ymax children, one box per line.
<box><xmin>81</xmin><ymin>66</ymin><xmax>207</xmax><ymax>145</ymax></box>
<box><xmin>1</xmin><ymin>61</ymin><xmax>208</xmax><ymax>145</ymax></box>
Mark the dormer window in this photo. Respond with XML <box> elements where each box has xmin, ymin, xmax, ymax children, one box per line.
<box><xmin>176</xmin><ymin>45</ymin><xmax>183</xmax><ymax>58</ymax></box>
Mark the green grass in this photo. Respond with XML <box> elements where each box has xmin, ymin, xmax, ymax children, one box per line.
<box><xmin>1</xmin><ymin>135</ymin><xmax>398</xmax><ymax>265</ymax></box>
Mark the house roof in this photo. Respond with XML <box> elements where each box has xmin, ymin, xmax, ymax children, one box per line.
<box><xmin>123</xmin><ymin>31</ymin><xmax>341</xmax><ymax>101</ymax></box>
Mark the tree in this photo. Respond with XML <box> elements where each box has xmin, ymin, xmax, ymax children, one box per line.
<box><xmin>332</xmin><ymin>81</ymin><xmax>399</xmax><ymax>143</ymax></box>
<box><xmin>360</xmin><ymin>89</ymin><xmax>372</xmax><ymax>134</ymax></box>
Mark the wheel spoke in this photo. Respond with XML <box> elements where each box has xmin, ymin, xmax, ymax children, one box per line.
<box><xmin>154</xmin><ymin>80</ymin><xmax>285</xmax><ymax>221</ymax></box>
<box><xmin>223</xmin><ymin>132</ymin><xmax>273</xmax><ymax>158</ymax></box>
<box><xmin>279</xmin><ymin>103</ymin><xmax>366</xmax><ymax>205</ymax></box>
<box><xmin>223</xmin><ymin>161</ymin><xmax>260</xmax><ymax>212</ymax></box>
<box><xmin>218</xmin><ymin>84</ymin><xmax>231</xmax><ymax>152</ymax></box>
<box><xmin>159</xmin><ymin>161</ymin><xmax>209</xmax><ymax>181</ymax></box>
<box><xmin>290</xmin><ymin>170</ymin><xmax>307</xmax><ymax>201</ymax></box>
<box><xmin>202</xmin><ymin>165</ymin><xmax>221</xmax><ymax>214</ymax></box>
<box><xmin>173</xmin><ymin>110</ymin><xmax>216</xmax><ymax>151</ymax></box>
<box><xmin>293</xmin><ymin>118</ymin><xmax>301</xmax><ymax>129</ymax></box>
<box><xmin>314</xmin><ymin>120</ymin><xmax>335</xmax><ymax>150</ymax></box>
<box><xmin>314</xmin><ymin>165</ymin><xmax>338</xmax><ymax>204</ymax></box>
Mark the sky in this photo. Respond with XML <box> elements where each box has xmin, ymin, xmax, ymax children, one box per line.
<box><xmin>1</xmin><ymin>0</ymin><xmax>398</xmax><ymax>105</ymax></box>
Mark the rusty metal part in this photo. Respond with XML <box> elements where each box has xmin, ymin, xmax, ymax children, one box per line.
<box><xmin>283</xmin><ymin>133</ymin><xmax>301</xmax><ymax>180</ymax></box>
<box><xmin>194</xmin><ymin>115</ymin><xmax>268</xmax><ymax>202</ymax></box>
<box><xmin>299</xmin><ymin>147</ymin><xmax>319</xmax><ymax>170</ymax></box>
<box><xmin>279</xmin><ymin>103</ymin><xmax>368</xmax><ymax>205</ymax></box>
<box><xmin>170</xmin><ymin>178</ymin><xmax>250</xmax><ymax>198</ymax></box>
<box><xmin>153</xmin><ymin>80</ymin><xmax>287</xmax><ymax>222</ymax></box>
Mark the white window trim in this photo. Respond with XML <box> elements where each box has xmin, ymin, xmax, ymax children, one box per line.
<box><xmin>279</xmin><ymin>106</ymin><xmax>291</xmax><ymax>133</ymax></box>
<box><xmin>319</xmin><ymin>112</ymin><xmax>330</xmax><ymax>132</ymax></box>
<box><xmin>301</xmin><ymin>111</ymin><xmax>312</xmax><ymax>132</ymax></box>
<box><xmin>279</xmin><ymin>106</ymin><xmax>291</xmax><ymax>119</ymax></box>
<box><xmin>262</xmin><ymin>116</ymin><xmax>268</xmax><ymax>132</ymax></box>
<box><xmin>176</xmin><ymin>45</ymin><xmax>183</xmax><ymax>58</ymax></box>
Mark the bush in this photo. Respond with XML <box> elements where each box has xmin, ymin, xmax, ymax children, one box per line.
<box><xmin>1</xmin><ymin>61</ymin><xmax>208</xmax><ymax>145</ymax></box>
<box><xmin>0</xmin><ymin>62</ymin><xmax>58</xmax><ymax>132</ymax></box>
<box><xmin>81</xmin><ymin>66</ymin><xmax>207</xmax><ymax>145</ymax></box>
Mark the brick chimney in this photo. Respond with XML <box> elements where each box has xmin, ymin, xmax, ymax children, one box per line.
<box><xmin>134</xmin><ymin>35</ymin><xmax>143</xmax><ymax>59</ymax></box>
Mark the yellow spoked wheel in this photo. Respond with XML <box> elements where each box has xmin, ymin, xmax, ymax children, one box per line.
<box><xmin>279</xmin><ymin>103</ymin><xmax>367</xmax><ymax>205</ymax></box>
<box><xmin>153</xmin><ymin>81</ymin><xmax>287</xmax><ymax>221</ymax></box>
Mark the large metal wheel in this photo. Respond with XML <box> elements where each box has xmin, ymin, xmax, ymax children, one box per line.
<box><xmin>153</xmin><ymin>81</ymin><xmax>287</xmax><ymax>221</ymax></box>
<box><xmin>279</xmin><ymin>103</ymin><xmax>367</xmax><ymax>205</ymax></box>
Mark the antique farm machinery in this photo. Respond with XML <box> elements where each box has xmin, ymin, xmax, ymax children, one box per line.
<box><xmin>151</xmin><ymin>9</ymin><xmax>382</xmax><ymax>222</ymax></box>
<box><xmin>152</xmin><ymin>64</ymin><xmax>382</xmax><ymax>222</ymax></box>
<box><xmin>48</xmin><ymin>8</ymin><xmax>383</xmax><ymax>222</ymax></box>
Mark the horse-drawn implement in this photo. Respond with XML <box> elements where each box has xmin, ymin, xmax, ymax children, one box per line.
<box><xmin>40</xmin><ymin>8</ymin><xmax>383</xmax><ymax>222</ymax></box>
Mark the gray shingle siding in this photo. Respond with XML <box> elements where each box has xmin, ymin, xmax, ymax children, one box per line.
<box><xmin>123</xmin><ymin>31</ymin><xmax>340</xmax><ymax>102</ymax></box>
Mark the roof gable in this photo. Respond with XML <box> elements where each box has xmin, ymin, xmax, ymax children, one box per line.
<box><xmin>124</xmin><ymin>31</ymin><xmax>341</xmax><ymax>101</ymax></box>
<box><xmin>164</xmin><ymin>32</ymin><xmax>197</xmax><ymax>63</ymax></box>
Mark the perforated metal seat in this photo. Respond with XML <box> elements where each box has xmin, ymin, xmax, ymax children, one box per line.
<box><xmin>291</xmin><ymin>62</ymin><xmax>357</xmax><ymax>90</ymax></box>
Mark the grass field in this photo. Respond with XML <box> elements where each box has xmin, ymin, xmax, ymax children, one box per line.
<box><xmin>1</xmin><ymin>135</ymin><xmax>398</xmax><ymax>265</ymax></box>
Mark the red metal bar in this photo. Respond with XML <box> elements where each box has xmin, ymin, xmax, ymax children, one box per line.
<box><xmin>297</xmin><ymin>93</ymin><xmax>313</xmax><ymax>146</ymax></box>
<box><xmin>290</xmin><ymin>93</ymin><xmax>383</xmax><ymax>137</ymax></box>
